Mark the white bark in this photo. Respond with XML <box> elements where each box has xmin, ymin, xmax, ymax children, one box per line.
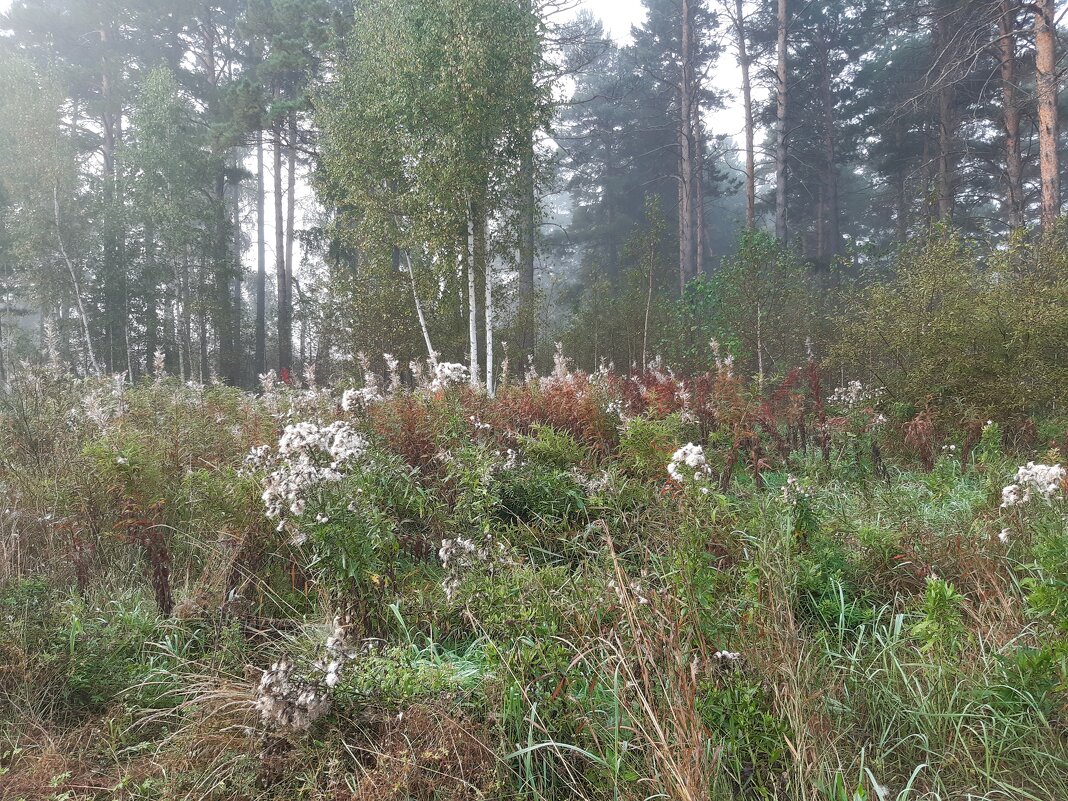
<box><xmin>467</xmin><ymin>204</ymin><xmax>479</xmax><ymax>387</ymax></box>
<box><xmin>402</xmin><ymin>251</ymin><xmax>437</xmax><ymax>367</ymax></box>
<box><xmin>485</xmin><ymin>257</ymin><xmax>494</xmax><ymax>396</ymax></box>
<box><xmin>53</xmin><ymin>185</ymin><xmax>99</xmax><ymax>375</ymax></box>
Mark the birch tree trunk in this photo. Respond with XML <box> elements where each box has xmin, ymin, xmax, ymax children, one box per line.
<box><xmin>734</xmin><ymin>0</ymin><xmax>756</xmax><ymax>227</ymax></box>
<box><xmin>255</xmin><ymin>128</ymin><xmax>267</xmax><ymax>377</ymax></box>
<box><xmin>402</xmin><ymin>251</ymin><xmax>436</xmax><ymax>366</ymax></box>
<box><xmin>53</xmin><ymin>185</ymin><xmax>99</xmax><ymax>375</ymax></box>
<box><xmin>997</xmin><ymin>1</ymin><xmax>1024</xmax><ymax>230</ymax></box>
<box><xmin>466</xmin><ymin>204</ymin><xmax>479</xmax><ymax>387</ymax></box>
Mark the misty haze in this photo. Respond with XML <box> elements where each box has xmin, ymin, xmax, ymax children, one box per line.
<box><xmin>1</xmin><ymin>1</ymin><xmax>1067</xmax><ymax>799</ymax></box>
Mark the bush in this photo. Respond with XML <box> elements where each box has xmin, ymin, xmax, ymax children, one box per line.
<box><xmin>834</xmin><ymin>225</ymin><xmax>1068</xmax><ymax>417</ymax></box>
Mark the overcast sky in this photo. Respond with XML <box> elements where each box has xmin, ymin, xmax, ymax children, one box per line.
<box><xmin>0</xmin><ymin>0</ymin><xmax>746</xmax><ymax>136</ymax></box>
<box><xmin>574</xmin><ymin>0</ymin><xmax>746</xmax><ymax>137</ymax></box>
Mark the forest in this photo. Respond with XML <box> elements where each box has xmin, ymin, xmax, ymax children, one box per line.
<box><xmin>1</xmin><ymin>0</ymin><xmax>1068</xmax><ymax>799</ymax></box>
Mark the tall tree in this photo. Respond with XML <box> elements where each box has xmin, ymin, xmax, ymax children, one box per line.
<box><xmin>317</xmin><ymin>0</ymin><xmax>546</xmax><ymax>376</ymax></box>
<box><xmin>774</xmin><ymin>0</ymin><xmax>789</xmax><ymax>243</ymax></box>
<box><xmin>1034</xmin><ymin>0</ymin><xmax>1059</xmax><ymax>229</ymax></box>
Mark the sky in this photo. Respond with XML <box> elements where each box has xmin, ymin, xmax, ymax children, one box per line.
<box><xmin>0</xmin><ymin>0</ymin><xmax>749</xmax><ymax>276</ymax></box>
<box><xmin>0</xmin><ymin>0</ymin><xmax>746</xmax><ymax>136</ymax></box>
<box><xmin>576</xmin><ymin>0</ymin><xmax>748</xmax><ymax>139</ymax></box>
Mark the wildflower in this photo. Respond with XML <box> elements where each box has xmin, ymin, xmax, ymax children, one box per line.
<box><xmin>781</xmin><ymin>475</ymin><xmax>811</xmax><ymax>506</ymax></box>
<box><xmin>259</xmin><ymin>422</ymin><xmax>368</xmax><ymax>538</ymax></box>
<box><xmin>998</xmin><ymin>528</ymin><xmax>1010</xmax><ymax>544</ymax></box>
<box><xmin>438</xmin><ymin>535</ymin><xmax>514</xmax><ymax>600</ymax></box>
<box><xmin>668</xmin><ymin>443</ymin><xmax>711</xmax><ymax>483</ymax></box>
<box><xmin>710</xmin><ymin>339</ymin><xmax>734</xmax><ymax>375</ymax></box>
<box><xmin>152</xmin><ymin>348</ymin><xmax>167</xmax><ymax>378</ymax></box>
<box><xmin>607</xmin><ymin>574</ymin><xmax>651</xmax><ymax>606</ymax></box>
<box><xmin>428</xmin><ymin>361</ymin><xmax>469</xmax><ymax>391</ymax></box>
<box><xmin>341</xmin><ymin>386</ymin><xmax>382</xmax><ymax>411</ymax></box>
<box><xmin>255</xmin><ymin>659</ymin><xmax>331</xmax><ymax>732</ymax></box>
<box><xmin>1000</xmin><ymin>462</ymin><xmax>1065</xmax><ymax>508</ymax></box>
<box><xmin>829</xmin><ymin>380</ymin><xmax>883</xmax><ymax>409</ymax></box>
<box><xmin>383</xmin><ymin>353</ymin><xmax>401</xmax><ymax>393</ymax></box>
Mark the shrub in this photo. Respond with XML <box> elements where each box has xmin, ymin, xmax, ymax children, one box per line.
<box><xmin>834</xmin><ymin>225</ymin><xmax>1068</xmax><ymax>418</ymax></box>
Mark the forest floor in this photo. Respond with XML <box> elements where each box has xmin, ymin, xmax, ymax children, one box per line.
<box><xmin>1</xmin><ymin>364</ymin><xmax>1067</xmax><ymax>801</ymax></box>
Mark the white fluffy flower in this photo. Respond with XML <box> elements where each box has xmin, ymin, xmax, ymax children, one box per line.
<box><xmin>829</xmin><ymin>380</ymin><xmax>882</xmax><ymax>409</ymax></box>
<box><xmin>438</xmin><ymin>535</ymin><xmax>514</xmax><ymax>600</ymax></box>
<box><xmin>1000</xmin><ymin>462</ymin><xmax>1065</xmax><ymax>508</ymax></box>
<box><xmin>260</xmin><ymin>422</ymin><xmax>367</xmax><ymax>535</ymax></box>
<box><xmin>668</xmin><ymin>443</ymin><xmax>710</xmax><ymax>482</ymax></box>
<box><xmin>255</xmin><ymin>659</ymin><xmax>331</xmax><ymax>732</ymax></box>
<box><xmin>429</xmin><ymin>361</ymin><xmax>469</xmax><ymax>391</ymax></box>
<box><xmin>341</xmin><ymin>386</ymin><xmax>383</xmax><ymax>411</ymax></box>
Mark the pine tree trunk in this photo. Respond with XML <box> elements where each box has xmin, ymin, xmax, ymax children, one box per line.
<box><xmin>1035</xmin><ymin>0</ymin><xmax>1060</xmax><ymax>229</ymax></box>
<box><xmin>934</xmin><ymin>7</ymin><xmax>956</xmax><ymax>221</ymax></box>
<box><xmin>678</xmin><ymin>0</ymin><xmax>697</xmax><ymax>291</ymax></box>
<box><xmin>214</xmin><ymin>169</ymin><xmax>235</xmax><ymax>382</ymax></box>
<box><xmin>231</xmin><ymin>150</ymin><xmax>243</xmax><ymax>385</ymax></box>
<box><xmin>895</xmin><ymin>123</ymin><xmax>908</xmax><ymax>244</ymax></box>
<box><xmin>286</xmin><ymin>110</ymin><xmax>297</xmax><ymax>366</ymax></box>
<box><xmin>145</xmin><ymin>219</ymin><xmax>159</xmax><ymax>374</ymax></box>
<box><xmin>998</xmin><ymin>1</ymin><xmax>1024</xmax><ymax>230</ymax></box>
<box><xmin>818</xmin><ymin>30</ymin><xmax>839</xmax><ymax>266</ymax></box>
<box><xmin>255</xmin><ymin>128</ymin><xmax>267</xmax><ymax>378</ymax></box>
<box><xmin>775</xmin><ymin>0</ymin><xmax>789</xmax><ymax>243</ymax></box>
<box><xmin>695</xmin><ymin>122</ymin><xmax>708</xmax><ymax>274</ymax></box>
<box><xmin>100</xmin><ymin>25</ymin><xmax>125</xmax><ymax>374</ymax></box>
<box><xmin>734</xmin><ymin>0</ymin><xmax>756</xmax><ymax>228</ymax></box>
<box><xmin>518</xmin><ymin>131</ymin><xmax>536</xmax><ymax>364</ymax></box>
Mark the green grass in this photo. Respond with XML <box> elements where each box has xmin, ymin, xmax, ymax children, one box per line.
<box><xmin>1</xmin><ymin>375</ymin><xmax>1066</xmax><ymax>800</ymax></box>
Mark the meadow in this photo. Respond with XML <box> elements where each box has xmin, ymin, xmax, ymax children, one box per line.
<box><xmin>0</xmin><ymin>354</ymin><xmax>1066</xmax><ymax>801</ymax></box>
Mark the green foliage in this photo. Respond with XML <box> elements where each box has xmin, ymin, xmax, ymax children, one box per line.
<box><xmin>696</xmin><ymin>674</ymin><xmax>789</xmax><ymax>795</ymax></box>
<box><xmin>835</xmin><ymin>225</ymin><xmax>1068</xmax><ymax>417</ymax></box>
<box><xmin>3</xmin><ymin>373</ymin><xmax>1068</xmax><ymax>801</ymax></box>
<box><xmin>911</xmin><ymin>577</ymin><xmax>967</xmax><ymax>656</ymax></box>
<box><xmin>616</xmin><ymin>413</ymin><xmax>690</xmax><ymax>480</ymax></box>
<box><xmin>518</xmin><ymin>424</ymin><xmax>588</xmax><ymax>469</ymax></box>
<box><xmin>300</xmin><ymin>452</ymin><xmax>435</xmax><ymax>595</ymax></box>
<box><xmin>796</xmin><ymin>535</ymin><xmax>875</xmax><ymax>631</ymax></box>
<box><xmin>699</xmin><ymin>230</ymin><xmax>818</xmax><ymax>377</ymax></box>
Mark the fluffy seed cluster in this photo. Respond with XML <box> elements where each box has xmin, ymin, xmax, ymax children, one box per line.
<box><xmin>255</xmin><ymin>659</ymin><xmax>331</xmax><ymax>732</ymax></box>
<box><xmin>438</xmin><ymin>535</ymin><xmax>514</xmax><ymax>600</ymax></box>
<box><xmin>255</xmin><ymin>619</ymin><xmax>357</xmax><ymax>731</ymax></box>
<box><xmin>607</xmin><ymin>571</ymin><xmax>653</xmax><ymax>606</ymax></box>
<box><xmin>781</xmin><ymin>475</ymin><xmax>811</xmax><ymax>506</ymax></box>
<box><xmin>668</xmin><ymin>443</ymin><xmax>711</xmax><ymax>483</ymax></box>
<box><xmin>429</xmin><ymin>362</ymin><xmax>469</xmax><ymax>391</ymax></box>
<box><xmin>829</xmin><ymin>380</ymin><xmax>882</xmax><ymax>409</ymax></box>
<box><xmin>314</xmin><ymin>618</ymin><xmax>358</xmax><ymax>689</ymax></box>
<box><xmin>1000</xmin><ymin>462</ymin><xmax>1065</xmax><ymax>508</ymax></box>
<box><xmin>256</xmin><ymin>421</ymin><xmax>367</xmax><ymax>533</ymax></box>
<box><xmin>341</xmin><ymin>386</ymin><xmax>383</xmax><ymax>412</ymax></box>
